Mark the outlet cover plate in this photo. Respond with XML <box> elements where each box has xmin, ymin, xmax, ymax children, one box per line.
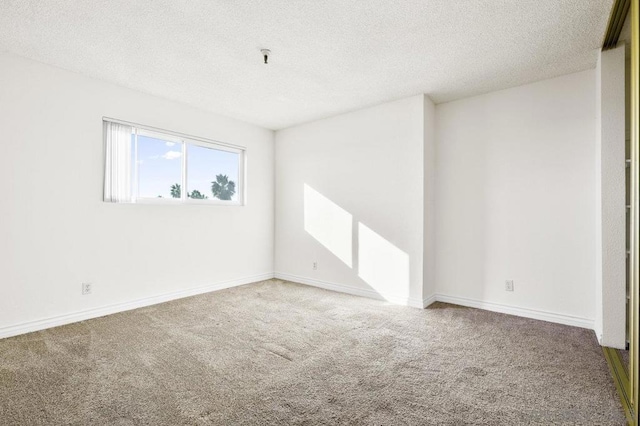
<box><xmin>82</xmin><ymin>283</ymin><xmax>92</xmax><ymax>295</ymax></box>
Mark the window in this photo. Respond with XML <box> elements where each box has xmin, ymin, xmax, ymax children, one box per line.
<box><xmin>103</xmin><ymin>119</ymin><xmax>244</xmax><ymax>204</ymax></box>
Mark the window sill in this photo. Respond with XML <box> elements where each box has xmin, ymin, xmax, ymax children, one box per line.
<box><xmin>112</xmin><ymin>198</ymin><xmax>244</xmax><ymax>206</ymax></box>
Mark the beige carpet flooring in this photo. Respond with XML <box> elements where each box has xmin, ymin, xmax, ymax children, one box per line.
<box><xmin>0</xmin><ymin>279</ymin><xmax>626</xmax><ymax>425</ymax></box>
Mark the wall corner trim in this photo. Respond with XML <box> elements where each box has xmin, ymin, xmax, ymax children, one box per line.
<box><xmin>423</xmin><ymin>294</ymin><xmax>438</xmax><ymax>308</ymax></box>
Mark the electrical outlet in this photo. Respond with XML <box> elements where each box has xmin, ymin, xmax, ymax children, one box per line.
<box><xmin>313</xmin><ymin>262</ymin><xmax>318</xmax><ymax>270</ymax></box>
<box><xmin>505</xmin><ymin>280</ymin><xmax>514</xmax><ymax>292</ymax></box>
<box><xmin>82</xmin><ymin>283</ymin><xmax>92</xmax><ymax>295</ymax></box>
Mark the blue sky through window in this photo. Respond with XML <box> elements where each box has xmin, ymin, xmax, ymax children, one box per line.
<box><xmin>131</xmin><ymin>133</ymin><xmax>239</xmax><ymax>200</ymax></box>
<box><xmin>136</xmin><ymin>135</ymin><xmax>182</xmax><ymax>198</ymax></box>
<box><xmin>187</xmin><ymin>144</ymin><xmax>239</xmax><ymax>201</ymax></box>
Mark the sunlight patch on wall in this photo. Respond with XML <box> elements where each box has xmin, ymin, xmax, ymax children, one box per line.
<box><xmin>358</xmin><ymin>222</ymin><xmax>410</xmax><ymax>299</ymax></box>
<box><xmin>304</xmin><ymin>184</ymin><xmax>353</xmax><ymax>267</ymax></box>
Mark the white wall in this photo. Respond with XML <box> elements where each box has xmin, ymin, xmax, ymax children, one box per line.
<box><xmin>423</xmin><ymin>96</ymin><xmax>437</xmax><ymax>300</ymax></box>
<box><xmin>435</xmin><ymin>70</ymin><xmax>597</xmax><ymax>327</ymax></box>
<box><xmin>595</xmin><ymin>46</ymin><xmax>627</xmax><ymax>348</ymax></box>
<box><xmin>275</xmin><ymin>95</ymin><xmax>429</xmax><ymax>307</ymax></box>
<box><xmin>0</xmin><ymin>52</ymin><xmax>274</xmax><ymax>337</ymax></box>
<box><xmin>0</xmin><ymin>51</ymin><xmax>608</xmax><ymax>336</ymax></box>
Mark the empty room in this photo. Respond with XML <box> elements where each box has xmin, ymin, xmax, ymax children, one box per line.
<box><xmin>1</xmin><ymin>0</ymin><xmax>639</xmax><ymax>424</ymax></box>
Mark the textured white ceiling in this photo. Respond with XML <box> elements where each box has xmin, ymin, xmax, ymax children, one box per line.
<box><xmin>0</xmin><ymin>0</ymin><xmax>613</xmax><ymax>130</ymax></box>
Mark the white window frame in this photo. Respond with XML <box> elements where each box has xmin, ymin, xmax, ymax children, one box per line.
<box><xmin>105</xmin><ymin>117</ymin><xmax>246</xmax><ymax>206</ymax></box>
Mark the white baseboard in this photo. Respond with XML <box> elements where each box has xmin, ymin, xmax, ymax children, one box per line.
<box><xmin>422</xmin><ymin>294</ymin><xmax>438</xmax><ymax>308</ymax></box>
<box><xmin>0</xmin><ymin>272</ymin><xmax>275</xmax><ymax>340</ymax></box>
<box><xmin>434</xmin><ymin>294</ymin><xmax>594</xmax><ymax>330</ymax></box>
<box><xmin>1</xmin><ymin>273</ymin><xmax>595</xmax><ymax>340</ymax></box>
<box><xmin>275</xmin><ymin>273</ymin><xmax>593</xmax><ymax>329</ymax></box>
<box><xmin>274</xmin><ymin>272</ymin><xmax>425</xmax><ymax>308</ymax></box>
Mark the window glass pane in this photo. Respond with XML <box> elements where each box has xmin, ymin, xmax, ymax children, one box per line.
<box><xmin>187</xmin><ymin>144</ymin><xmax>239</xmax><ymax>201</ymax></box>
<box><xmin>135</xmin><ymin>134</ymin><xmax>182</xmax><ymax>199</ymax></box>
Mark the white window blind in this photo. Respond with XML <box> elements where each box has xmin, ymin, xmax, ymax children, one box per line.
<box><xmin>103</xmin><ymin>121</ymin><xmax>133</xmax><ymax>202</ymax></box>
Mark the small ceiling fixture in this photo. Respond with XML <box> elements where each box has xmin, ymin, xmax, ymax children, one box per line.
<box><xmin>261</xmin><ymin>49</ymin><xmax>271</xmax><ymax>64</ymax></box>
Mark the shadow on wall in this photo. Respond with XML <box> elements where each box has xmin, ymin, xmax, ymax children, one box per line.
<box><xmin>303</xmin><ymin>184</ymin><xmax>410</xmax><ymax>302</ymax></box>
